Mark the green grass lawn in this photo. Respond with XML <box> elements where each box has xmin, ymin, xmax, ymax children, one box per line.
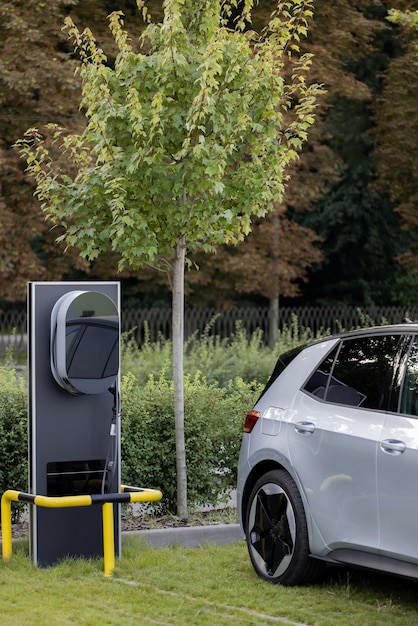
<box><xmin>1</xmin><ymin>539</ymin><xmax>418</xmax><ymax>625</ymax></box>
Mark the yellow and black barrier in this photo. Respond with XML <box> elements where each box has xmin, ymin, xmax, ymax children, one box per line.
<box><xmin>1</xmin><ymin>485</ymin><xmax>162</xmax><ymax>576</ymax></box>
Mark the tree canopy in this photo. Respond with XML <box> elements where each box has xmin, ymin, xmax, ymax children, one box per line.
<box><xmin>20</xmin><ymin>2</ymin><xmax>319</xmax><ymax>266</ymax></box>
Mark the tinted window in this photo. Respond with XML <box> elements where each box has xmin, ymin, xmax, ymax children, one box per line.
<box><xmin>304</xmin><ymin>334</ymin><xmax>400</xmax><ymax>410</ymax></box>
<box><xmin>400</xmin><ymin>336</ymin><xmax>418</xmax><ymax>415</ymax></box>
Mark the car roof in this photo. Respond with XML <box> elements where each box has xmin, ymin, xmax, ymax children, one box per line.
<box><xmin>329</xmin><ymin>322</ymin><xmax>418</xmax><ymax>338</ymax></box>
<box><xmin>310</xmin><ymin>323</ymin><xmax>418</xmax><ymax>346</ymax></box>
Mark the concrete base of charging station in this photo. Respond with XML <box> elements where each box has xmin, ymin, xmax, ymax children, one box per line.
<box><xmin>124</xmin><ymin>523</ymin><xmax>243</xmax><ymax>548</ymax></box>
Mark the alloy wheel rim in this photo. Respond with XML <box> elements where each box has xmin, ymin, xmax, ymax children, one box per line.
<box><xmin>248</xmin><ymin>482</ymin><xmax>296</xmax><ymax>578</ymax></box>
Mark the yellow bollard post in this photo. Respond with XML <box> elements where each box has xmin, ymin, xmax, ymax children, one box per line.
<box><xmin>1</xmin><ymin>491</ymin><xmax>13</xmax><ymax>560</ymax></box>
<box><xmin>1</xmin><ymin>487</ymin><xmax>162</xmax><ymax>574</ymax></box>
<box><xmin>102</xmin><ymin>502</ymin><xmax>115</xmax><ymax>577</ymax></box>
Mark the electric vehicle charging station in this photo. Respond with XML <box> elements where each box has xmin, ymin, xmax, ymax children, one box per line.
<box><xmin>28</xmin><ymin>282</ymin><xmax>121</xmax><ymax>567</ymax></box>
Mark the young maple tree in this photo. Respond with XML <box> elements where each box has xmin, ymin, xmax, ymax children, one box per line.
<box><xmin>18</xmin><ymin>0</ymin><xmax>320</xmax><ymax>518</ymax></box>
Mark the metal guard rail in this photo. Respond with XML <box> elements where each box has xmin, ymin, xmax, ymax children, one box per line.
<box><xmin>1</xmin><ymin>485</ymin><xmax>162</xmax><ymax>576</ymax></box>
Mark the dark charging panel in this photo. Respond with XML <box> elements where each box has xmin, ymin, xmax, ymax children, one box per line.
<box><xmin>28</xmin><ymin>282</ymin><xmax>121</xmax><ymax>568</ymax></box>
<box><xmin>46</xmin><ymin>460</ymin><xmax>108</xmax><ymax>496</ymax></box>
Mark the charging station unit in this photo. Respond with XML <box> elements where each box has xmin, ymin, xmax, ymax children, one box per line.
<box><xmin>28</xmin><ymin>282</ymin><xmax>121</xmax><ymax>567</ymax></box>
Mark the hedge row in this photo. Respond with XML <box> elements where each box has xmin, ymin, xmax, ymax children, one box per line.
<box><xmin>121</xmin><ymin>372</ymin><xmax>261</xmax><ymax>513</ymax></box>
<box><xmin>0</xmin><ymin>366</ymin><xmax>261</xmax><ymax>518</ymax></box>
<box><xmin>0</xmin><ymin>365</ymin><xmax>28</xmax><ymax>521</ymax></box>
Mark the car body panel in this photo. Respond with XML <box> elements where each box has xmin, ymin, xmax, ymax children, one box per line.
<box><xmin>288</xmin><ymin>391</ymin><xmax>383</xmax><ymax>554</ymax></box>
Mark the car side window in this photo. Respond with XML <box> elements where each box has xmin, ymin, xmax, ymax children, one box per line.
<box><xmin>400</xmin><ymin>336</ymin><xmax>418</xmax><ymax>416</ymax></box>
<box><xmin>303</xmin><ymin>335</ymin><xmax>400</xmax><ymax>410</ymax></box>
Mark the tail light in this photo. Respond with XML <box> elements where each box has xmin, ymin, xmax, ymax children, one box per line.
<box><xmin>243</xmin><ymin>410</ymin><xmax>260</xmax><ymax>433</ymax></box>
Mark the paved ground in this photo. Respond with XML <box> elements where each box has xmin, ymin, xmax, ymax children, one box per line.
<box><xmin>126</xmin><ymin>522</ymin><xmax>243</xmax><ymax>548</ymax></box>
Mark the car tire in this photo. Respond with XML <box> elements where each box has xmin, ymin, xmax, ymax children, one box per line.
<box><xmin>245</xmin><ymin>469</ymin><xmax>323</xmax><ymax>586</ymax></box>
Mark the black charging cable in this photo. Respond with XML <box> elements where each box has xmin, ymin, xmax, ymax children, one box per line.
<box><xmin>101</xmin><ymin>384</ymin><xmax>120</xmax><ymax>494</ymax></box>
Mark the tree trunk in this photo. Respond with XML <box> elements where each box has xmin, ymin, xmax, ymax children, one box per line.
<box><xmin>268</xmin><ymin>213</ymin><xmax>280</xmax><ymax>349</ymax></box>
<box><xmin>172</xmin><ymin>234</ymin><xmax>188</xmax><ymax>519</ymax></box>
<box><xmin>268</xmin><ymin>296</ymin><xmax>279</xmax><ymax>348</ymax></box>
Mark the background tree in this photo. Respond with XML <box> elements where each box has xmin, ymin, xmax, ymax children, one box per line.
<box><xmin>3</xmin><ymin>0</ymin><xmax>418</xmax><ymax>310</ymax></box>
<box><xmin>372</xmin><ymin>6</ymin><xmax>418</xmax><ymax>277</ymax></box>
<box><xmin>18</xmin><ymin>0</ymin><xmax>320</xmax><ymax>516</ymax></box>
<box><xmin>0</xmin><ymin>0</ymin><xmax>81</xmax><ymax>299</ymax></box>
<box><xmin>0</xmin><ymin>0</ymin><xmax>148</xmax><ymax>303</ymax></box>
<box><xmin>288</xmin><ymin>0</ymin><xmax>395</xmax><ymax>305</ymax></box>
<box><xmin>296</xmin><ymin>0</ymin><xmax>418</xmax><ymax>306</ymax></box>
<box><xmin>189</xmin><ymin>209</ymin><xmax>322</xmax><ymax>345</ymax></box>
<box><xmin>188</xmin><ymin>0</ymin><xmax>405</xmax><ymax>310</ymax></box>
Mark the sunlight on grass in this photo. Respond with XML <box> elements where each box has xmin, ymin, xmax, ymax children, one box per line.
<box><xmin>0</xmin><ymin>539</ymin><xmax>418</xmax><ymax>625</ymax></box>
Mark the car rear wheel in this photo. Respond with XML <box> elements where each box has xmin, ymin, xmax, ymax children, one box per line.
<box><xmin>245</xmin><ymin>469</ymin><xmax>323</xmax><ymax>586</ymax></box>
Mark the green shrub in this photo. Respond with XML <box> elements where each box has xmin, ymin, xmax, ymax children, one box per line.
<box><xmin>0</xmin><ymin>364</ymin><xmax>28</xmax><ymax>521</ymax></box>
<box><xmin>184</xmin><ymin>323</ymin><xmax>275</xmax><ymax>387</ymax></box>
<box><xmin>121</xmin><ymin>326</ymin><xmax>173</xmax><ymax>383</ymax></box>
<box><xmin>120</xmin><ymin>371</ymin><xmax>261</xmax><ymax>514</ymax></box>
<box><xmin>121</xmin><ymin>315</ymin><xmax>320</xmax><ymax>388</ymax></box>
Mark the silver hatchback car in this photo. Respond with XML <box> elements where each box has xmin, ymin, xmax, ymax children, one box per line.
<box><xmin>237</xmin><ymin>324</ymin><xmax>418</xmax><ymax>585</ymax></box>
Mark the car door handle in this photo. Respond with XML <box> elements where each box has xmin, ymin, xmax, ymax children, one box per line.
<box><xmin>380</xmin><ymin>439</ymin><xmax>406</xmax><ymax>455</ymax></box>
<box><xmin>295</xmin><ymin>421</ymin><xmax>315</xmax><ymax>435</ymax></box>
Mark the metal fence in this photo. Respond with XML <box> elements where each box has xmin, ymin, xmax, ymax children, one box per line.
<box><xmin>123</xmin><ymin>305</ymin><xmax>418</xmax><ymax>345</ymax></box>
<box><xmin>0</xmin><ymin>309</ymin><xmax>27</xmax><ymax>354</ymax></box>
<box><xmin>3</xmin><ymin>305</ymin><xmax>418</xmax><ymax>353</ymax></box>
